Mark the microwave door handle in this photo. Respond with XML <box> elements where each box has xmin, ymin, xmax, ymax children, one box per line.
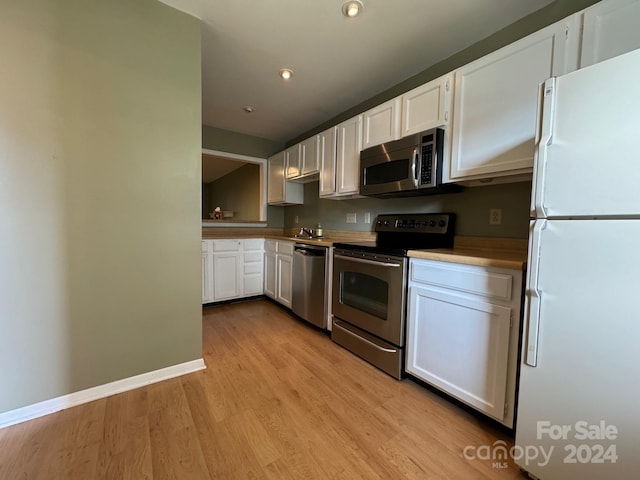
<box><xmin>411</xmin><ymin>148</ymin><xmax>419</xmax><ymax>187</ymax></box>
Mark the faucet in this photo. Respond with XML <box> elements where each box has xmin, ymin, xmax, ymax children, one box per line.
<box><xmin>299</xmin><ymin>227</ymin><xmax>314</xmax><ymax>237</ymax></box>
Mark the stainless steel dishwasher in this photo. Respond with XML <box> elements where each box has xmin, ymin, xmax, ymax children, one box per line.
<box><xmin>292</xmin><ymin>243</ymin><xmax>327</xmax><ymax>329</ymax></box>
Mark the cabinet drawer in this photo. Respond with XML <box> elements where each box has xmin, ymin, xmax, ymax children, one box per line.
<box><xmin>410</xmin><ymin>260</ymin><xmax>513</xmax><ymax>301</ymax></box>
<box><xmin>243</xmin><ymin>238</ymin><xmax>264</xmax><ymax>251</ymax></box>
<box><xmin>244</xmin><ymin>262</ymin><xmax>262</xmax><ymax>275</ymax></box>
<box><xmin>244</xmin><ymin>251</ymin><xmax>263</xmax><ymax>263</ymax></box>
<box><xmin>212</xmin><ymin>239</ymin><xmax>241</xmax><ymax>252</ymax></box>
<box><xmin>277</xmin><ymin>241</ymin><xmax>294</xmax><ymax>255</ymax></box>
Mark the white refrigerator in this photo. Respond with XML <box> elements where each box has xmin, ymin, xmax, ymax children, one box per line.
<box><xmin>516</xmin><ymin>48</ymin><xmax>640</xmax><ymax>479</ymax></box>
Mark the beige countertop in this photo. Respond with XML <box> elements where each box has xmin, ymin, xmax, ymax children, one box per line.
<box><xmin>202</xmin><ymin>229</ymin><xmax>528</xmax><ymax>269</ymax></box>
<box><xmin>408</xmin><ymin>236</ymin><xmax>528</xmax><ymax>270</ymax></box>
<box><xmin>202</xmin><ymin>228</ymin><xmax>375</xmax><ymax>247</ymax></box>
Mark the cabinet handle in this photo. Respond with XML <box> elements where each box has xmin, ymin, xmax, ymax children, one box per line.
<box><xmin>335</xmin><ymin>321</ymin><xmax>397</xmax><ymax>353</ymax></box>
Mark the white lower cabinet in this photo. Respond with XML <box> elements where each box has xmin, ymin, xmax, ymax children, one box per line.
<box><xmin>264</xmin><ymin>240</ymin><xmax>277</xmax><ymax>299</ymax></box>
<box><xmin>263</xmin><ymin>239</ymin><xmax>294</xmax><ymax>308</ymax></box>
<box><xmin>213</xmin><ymin>249</ymin><xmax>242</xmax><ymax>300</ymax></box>
<box><xmin>242</xmin><ymin>238</ymin><xmax>265</xmax><ymax>296</ymax></box>
<box><xmin>406</xmin><ymin>258</ymin><xmax>523</xmax><ymax>427</ymax></box>
<box><xmin>202</xmin><ymin>238</ymin><xmax>264</xmax><ymax>304</ymax></box>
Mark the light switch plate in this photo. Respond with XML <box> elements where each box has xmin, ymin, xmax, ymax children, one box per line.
<box><xmin>346</xmin><ymin>212</ymin><xmax>357</xmax><ymax>224</ymax></box>
<box><xmin>364</xmin><ymin>212</ymin><xmax>371</xmax><ymax>224</ymax></box>
<box><xmin>489</xmin><ymin>208</ymin><xmax>502</xmax><ymax>225</ymax></box>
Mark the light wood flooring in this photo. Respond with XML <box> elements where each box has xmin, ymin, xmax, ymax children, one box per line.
<box><xmin>0</xmin><ymin>299</ymin><xmax>529</xmax><ymax>479</ymax></box>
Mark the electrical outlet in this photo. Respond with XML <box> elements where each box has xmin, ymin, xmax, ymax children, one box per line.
<box><xmin>294</xmin><ymin>215</ymin><xmax>299</xmax><ymax>224</ymax></box>
<box><xmin>346</xmin><ymin>212</ymin><xmax>357</xmax><ymax>224</ymax></box>
<box><xmin>364</xmin><ymin>212</ymin><xmax>371</xmax><ymax>224</ymax></box>
<box><xmin>489</xmin><ymin>208</ymin><xmax>502</xmax><ymax>225</ymax></box>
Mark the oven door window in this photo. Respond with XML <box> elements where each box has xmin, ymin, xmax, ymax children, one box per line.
<box><xmin>341</xmin><ymin>271</ymin><xmax>389</xmax><ymax>319</ymax></box>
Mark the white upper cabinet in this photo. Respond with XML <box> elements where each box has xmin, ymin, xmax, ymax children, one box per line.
<box><xmin>447</xmin><ymin>16</ymin><xmax>580</xmax><ymax>183</ymax></box>
<box><xmin>320</xmin><ymin>116</ymin><xmax>362</xmax><ymax>198</ymax></box>
<box><xmin>284</xmin><ymin>144</ymin><xmax>301</xmax><ymax>179</ymax></box>
<box><xmin>362</xmin><ymin>98</ymin><xmax>401</xmax><ymax>150</ymax></box>
<box><xmin>580</xmin><ymin>0</ymin><xmax>640</xmax><ymax>68</ymax></box>
<box><xmin>319</xmin><ymin>126</ymin><xmax>338</xmax><ymax>197</ymax></box>
<box><xmin>335</xmin><ymin>115</ymin><xmax>363</xmax><ymax>196</ymax></box>
<box><xmin>285</xmin><ymin>136</ymin><xmax>320</xmax><ymax>182</ymax></box>
<box><xmin>401</xmin><ymin>74</ymin><xmax>453</xmax><ymax>137</ymax></box>
<box><xmin>267</xmin><ymin>151</ymin><xmax>303</xmax><ymax>205</ymax></box>
<box><xmin>300</xmin><ymin>135</ymin><xmax>320</xmax><ymax>177</ymax></box>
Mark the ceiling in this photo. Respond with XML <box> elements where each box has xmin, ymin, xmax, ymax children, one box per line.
<box><xmin>159</xmin><ymin>0</ymin><xmax>554</xmax><ymax>144</ymax></box>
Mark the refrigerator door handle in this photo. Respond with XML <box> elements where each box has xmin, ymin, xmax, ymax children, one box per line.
<box><xmin>531</xmin><ymin>78</ymin><xmax>556</xmax><ymax>219</ymax></box>
<box><xmin>525</xmin><ymin>220</ymin><xmax>546</xmax><ymax>367</ymax></box>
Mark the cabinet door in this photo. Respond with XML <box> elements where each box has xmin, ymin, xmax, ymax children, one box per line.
<box><xmin>300</xmin><ymin>135</ymin><xmax>319</xmax><ymax>176</ymax></box>
<box><xmin>580</xmin><ymin>0</ymin><xmax>640</xmax><ymax>68</ymax></box>
<box><xmin>213</xmin><ymin>252</ymin><xmax>242</xmax><ymax>301</ymax></box>
<box><xmin>319</xmin><ymin>126</ymin><xmax>337</xmax><ymax>197</ymax></box>
<box><xmin>267</xmin><ymin>152</ymin><xmax>285</xmax><ymax>204</ymax></box>
<box><xmin>264</xmin><ymin>251</ymin><xmax>276</xmax><ymax>299</ymax></box>
<box><xmin>268</xmin><ymin>151</ymin><xmax>303</xmax><ymax>205</ymax></box>
<box><xmin>448</xmin><ymin>17</ymin><xmax>579</xmax><ymax>182</ymax></box>
<box><xmin>401</xmin><ymin>74</ymin><xmax>452</xmax><ymax>137</ymax></box>
<box><xmin>406</xmin><ymin>285</ymin><xmax>512</xmax><ymax>422</ymax></box>
<box><xmin>276</xmin><ymin>254</ymin><xmax>293</xmax><ymax>308</ymax></box>
<box><xmin>243</xmin><ymin>245</ymin><xmax>264</xmax><ymax>296</ymax></box>
<box><xmin>202</xmin><ymin>242</ymin><xmax>213</xmax><ymax>304</ymax></box>
<box><xmin>285</xmin><ymin>144</ymin><xmax>301</xmax><ymax>179</ymax></box>
<box><xmin>336</xmin><ymin>115</ymin><xmax>363</xmax><ymax>195</ymax></box>
<box><xmin>362</xmin><ymin>98</ymin><xmax>401</xmax><ymax>150</ymax></box>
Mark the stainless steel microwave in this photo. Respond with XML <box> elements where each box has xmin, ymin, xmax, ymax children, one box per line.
<box><xmin>359</xmin><ymin>128</ymin><xmax>461</xmax><ymax>197</ymax></box>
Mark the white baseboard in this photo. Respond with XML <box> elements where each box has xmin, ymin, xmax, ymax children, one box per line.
<box><xmin>0</xmin><ymin>358</ymin><xmax>206</xmax><ymax>429</ymax></box>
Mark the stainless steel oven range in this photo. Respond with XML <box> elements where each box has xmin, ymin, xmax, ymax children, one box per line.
<box><xmin>332</xmin><ymin>213</ymin><xmax>455</xmax><ymax>379</ymax></box>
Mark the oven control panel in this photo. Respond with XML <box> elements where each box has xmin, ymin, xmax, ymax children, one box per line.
<box><xmin>375</xmin><ymin>213</ymin><xmax>454</xmax><ymax>235</ymax></box>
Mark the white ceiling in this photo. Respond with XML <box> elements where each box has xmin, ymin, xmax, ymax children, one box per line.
<box><xmin>159</xmin><ymin>0</ymin><xmax>554</xmax><ymax>144</ymax></box>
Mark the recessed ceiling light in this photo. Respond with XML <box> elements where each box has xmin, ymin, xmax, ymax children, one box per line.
<box><xmin>242</xmin><ymin>106</ymin><xmax>254</xmax><ymax>113</ymax></box>
<box><xmin>342</xmin><ymin>0</ymin><xmax>363</xmax><ymax>18</ymax></box>
<box><xmin>279</xmin><ymin>68</ymin><xmax>293</xmax><ymax>80</ymax></box>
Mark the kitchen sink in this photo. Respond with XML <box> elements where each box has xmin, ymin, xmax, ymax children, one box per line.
<box><xmin>288</xmin><ymin>235</ymin><xmax>328</xmax><ymax>241</ymax></box>
<box><xmin>289</xmin><ymin>234</ymin><xmax>314</xmax><ymax>239</ymax></box>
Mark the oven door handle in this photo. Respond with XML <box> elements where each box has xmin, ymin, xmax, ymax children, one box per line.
<box><xmin>334</xmin><ymin>254</ymin><xmax>401</xmax><ymax>268</ymax></box>
<box><xmin>335</xmin><ymin>321</ymin><xmax>398</xmax><ymax>353</ymax></box>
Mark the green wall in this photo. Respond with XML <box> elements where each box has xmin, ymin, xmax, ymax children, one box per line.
<box><xmin>0</xmin><ymin>0</ymin><xmax>202</xmax><ymax>414</ymax></box>
<box><xmin>202</xmin><ymin>125</ymin><xmax>285</xmax><ymax>227</ymax></box>
<box><xmin>202</xmin><ymin>125</ymin><xmax>283</xmax><ymax>158</ymax></box>
<box><xmin>287</xmin><ymin>182</ymin><xmax>532</xmax><ymax>238</ymax></box>
<box><xmin>206</xmin><ymin>164</ymin><xmax>261</xmax><ymax>221</ymax></box>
